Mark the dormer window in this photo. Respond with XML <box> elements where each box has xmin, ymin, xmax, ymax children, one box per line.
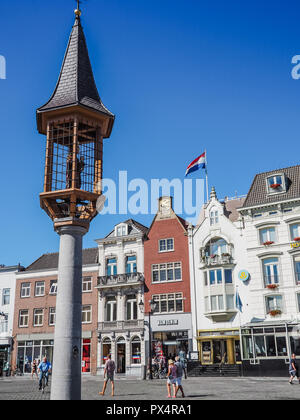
<box><xmin>115</xmin><ymin>224</ymin><xmax>128</xmax><ymax>237</ymax></box>
<box><xmin>210</xmin><ymin>208</ymin><xmax>219</xmax><ymax>225</ymax></box>
<box><xmin>267</xmin><ymin>174</ymin><xmax>286</xmax><ymax>194</ymax></box>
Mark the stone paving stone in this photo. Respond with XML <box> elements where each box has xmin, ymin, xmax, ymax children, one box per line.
<box><xmin>1</xmin><ymin>375</ymin><xmax>300</xmax><ymax>400</ymax></box>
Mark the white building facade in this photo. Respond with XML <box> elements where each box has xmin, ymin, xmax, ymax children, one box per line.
<box><xmin>96</xmin><ymin>219</ymin><xmax>148</xmax><ymax>378</ymax></box>
<box><xmin>238</xmin><ymin>165</ymin><xmax>300</xmax><ymax>376</ymax></box>
<box><xmin>188</xmin><ymin>188</ymin><xmax>249</xmax><ymax>367</ymax></box>
<box><xmin>0</xmin><ymin>264</ymin><xmax>24</xmax><ymax>374</ymax></box>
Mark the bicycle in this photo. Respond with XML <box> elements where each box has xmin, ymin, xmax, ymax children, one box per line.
<box><xmin>40</xmin><ymin>372</ymin><xmax>47</xmax><ymax>394</ymax></box>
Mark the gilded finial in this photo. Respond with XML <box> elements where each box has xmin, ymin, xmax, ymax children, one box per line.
<box><xmin>75</xmin><ymin>0</ymin><xmax>82</xmax><ymax>17</ymax></box>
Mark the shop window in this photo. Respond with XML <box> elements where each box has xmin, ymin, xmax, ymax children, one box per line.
<box><xmin>102</xmin><ymin>338</ymin><xmax>111</xmax><ymax>365</ymax></box>
<box><xmin>82</xmin><ymin>339</ymin><xmax>91</xmax><ymax>373</ymax></box>
<box><xmin>254</xmin><ymin>336</ymin><xmax>266</xmax><ymax>357</ymax></box>
<box><xmin>290</xmin><ymin>336</ymin><xmax>300</xmax><ymax>356</ymax></box>
<box><xmin>276</xmin><ymin>336</ymin><xmax>287</xmax><ymax>356</ymax></box>
<box><xmin>131</xmin><ymin>336</ymin><xmax>141</xmax><ymax>365</ymax></box>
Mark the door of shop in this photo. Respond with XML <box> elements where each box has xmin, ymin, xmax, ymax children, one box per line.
<box><xmin>213</xmin><ymin>340</ymin><xmax>227</xmax><ymax>364</ymax></box>
<box><xmin>117</xmin><ymin>340</ymin><xmax>126</xmax><ymax>374</ymax></box>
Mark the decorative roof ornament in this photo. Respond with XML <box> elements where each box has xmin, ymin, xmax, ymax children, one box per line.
<box><xmin>210</xmin><ymin>186</ymin><xmax>217</xmax><ymax>200</ymax></box>
<box><xmin>75</xmin><ymin>0</ymin><xmax>82</xmax><ymax>17</ymax></box>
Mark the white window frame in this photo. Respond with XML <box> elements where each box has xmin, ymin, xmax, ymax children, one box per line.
<box><xmin>106</xmin><ymin>258</ymin><xmax>117</xmax><ymax>276</ymax></box>
<box><xmin>266</xmin><ymin>173</ymin><xmax>286</xmax><ymax>195</ymax></box>
<box><xmin>262</xmin><ymin>257</ymin><xmax>280</xmax><ymax>286</ymax></box>
<box><xmin>82</xmin><ymin>305</ymin><xmax>92</xmax><ymax>324</ymax></box>
<box><xmin>153</xmin><ymin>293</ymin><xmax>184</xmax><ymax>314</ymax></box>
<box><xmin>126</xmin><ymin>295</ymin><xmax>138</xmax><ymax>320</ymax></box>
<box><xmin>159</xmin><ymin>238</ymin><xmax>174</xmax><ymax>253</ymax></box>
<box><xmin>105</xmin><ymin>297</ymin><xmax>117</xmax><ymax>322</ymax></box>
<box><xmin>115</xmin><ymin>224</ymin><xmax>128</xmax><ymax>237</ymax></box>
<box><xmin>210</xmin><ymin>208</ymin><xmax>219</xmax><ymax>225</ymax></box>
<box><xmin>35</xmin><ymin>281</ymin><xmax>45</xmax><ymax>297</ymax></box>
<box><xmin>259</xmin><ymin>226</ymin><xmax>277</xmax><ymax>245</ymax></box>
<box><xmin>20</xmin><ymin>283</ymin><xmax>31</xmax><ymax>298</ymax></box>
<box><xmin>82</xmin><ymin>277</ymin><xmax>92</xmax><ymax>293</ymax></box>
<box><xmin>2</xmin><ymin>288</ymin><xmax>10</xmax><ymax>305</ymax></box>
<box><xmin>265</xmin><ymin>295</ymin><xmax>283</xmax><ymax>314</ymax></box>
<box><xmin>151</xmin><ymin>262</ymin><xmax>182</xmax><ymax>283</ymax></box>
<box><xmin>49</xmin><ymin>307</ymin><xmax>56</xmax><ymax>326</ymax></box>
<box><xmin>290</xmin><ymin>222</ymin><xmax>300</xmax><ymax>241</ymax></box>
<box><xmin>49</xmin><ymin>281</ymin><xmax>57</xmax><ymax>295</ymax></box>
<box><xmin>33</xmin><ymin>308</ymin><xmax>44</xmax><ymax>327</ymax></box>
<box><xmin>19</xmin><ymin>310</ymin><xmax>29</xmax><ymax>328</ymax></box>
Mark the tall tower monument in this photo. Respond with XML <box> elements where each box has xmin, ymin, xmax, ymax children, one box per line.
<box><xmin>36</xmin><ymin>4</ymin><xmax>114</xmax><ymax>400</ymax></box>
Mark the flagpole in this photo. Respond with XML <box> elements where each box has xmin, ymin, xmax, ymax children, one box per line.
<box><xmin>205</xmin><ymin>149</ymin><xmax>209</xmax><ymax>203</ymax></box>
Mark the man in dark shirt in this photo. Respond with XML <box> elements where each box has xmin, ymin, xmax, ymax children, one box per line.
<box><xmin>289</xmin><ymin>353</ymin><xmax>300</xmax><ymax>384</ymax></box>
<box><xmin>99</xmin><ymin>354</ymin><xmax>115</xmax><ymax>396</ymax></box>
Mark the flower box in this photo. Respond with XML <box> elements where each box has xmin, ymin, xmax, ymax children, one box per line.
<box><xmin>293</xmin><ymin>237</ymin><xmax>300</xmax><ymax>242</ymax></box>
<box><xmin>263</xmin><ymin>241</ymin><xmax>274</xmax><ymax>246</ymax></box>
<box><xmin>266</xmin><ymin>284</ymin><xmax>278</xmax><ymax>289</ymax></box>
<box><xmin>221</xmin><ymin>253</ymin><xmax>231</xmax><ymax>257</ymax></box>
<box><xmin>210</xmin><ymin>255</ymin><xmax>216</xmax><ymax>259</ymax></box>
<box><xmin>269</xmin><ymin>309</ymin><xmax>282</xmax><ymax>317</ymax></box>
<box><xmin>270</xmin><ymin>184</ymin><xmax>281</xmax><ymax>189</ymax></box>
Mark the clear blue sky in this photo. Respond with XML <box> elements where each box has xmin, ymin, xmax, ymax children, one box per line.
<box><xmin>1</xmin><ymin>0</ymin><xmax>300</xmax><ymax>267</ymax></box>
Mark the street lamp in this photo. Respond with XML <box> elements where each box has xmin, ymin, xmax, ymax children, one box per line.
<box><xmin>148</xmin><ymin>299</ymin><xmax>157</xmax><ymax>380</ymax></box>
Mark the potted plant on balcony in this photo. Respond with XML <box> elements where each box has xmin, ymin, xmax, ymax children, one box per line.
<box><xmin>270</xmin><ymin>183</ymin><xmax>281</xmax><ymax>189</ymax></box>
<box><xmin>269</xmin><ymin>309</ymin><xmax>282</xmax><ymax>317</ymax></box>
<box><xmin>263</xmin><ymin>241</ymin><xmax>274</xmax><ymax>246</ymax></box>
<box><xmin>293</xmin><ymin>237</ymin><xmax>300</xmax><ymax>242</ymax></box>
<box><xmin>266</xmin><ymin>284</ymin><xmax>278</xmax><ymax>289</ymax></box>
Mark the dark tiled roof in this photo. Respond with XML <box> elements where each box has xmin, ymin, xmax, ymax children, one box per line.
<box><xmin>37</xmin><ymin>16</ymin><xmax>114</xmax><ymax>120</ymax></box>
<box><xmin>242</xmin><ymin>165</ymin><xmax>300</xmax><ymax>208</ymax></box>
<box><xmin>25</xmin><ymin>248</ymin><xmax>98</xmax><ymax>272</ymax></box>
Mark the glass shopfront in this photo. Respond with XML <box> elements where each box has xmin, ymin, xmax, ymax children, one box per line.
<box><xmin>152</xmin><ymin>331</ymin><xmax>189</xmax><ymax>360</ymax></box>
<box><xmin>241</xmin><ymin>323</ymin><xmax>300</xmax><ymax>360</ymax></box>
<box><xmin>17</xmin><ymin>338</ymin><xmax>92</xmax><ymax>374</ymax></box>
<box><xmin>198</xmin><ymin>330</ymin><xmax>241</xmax><ymax>365</ymax></box>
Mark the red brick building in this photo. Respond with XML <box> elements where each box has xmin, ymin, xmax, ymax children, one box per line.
<box><xmin>144</xmin><ymin>196</ymin><xmax>192</xmax><ymax>362</ymax></box>
<box><xmin>11</xmin><ymin>249</ymin><xmax>99</xmax><ymax>375</ymax></box>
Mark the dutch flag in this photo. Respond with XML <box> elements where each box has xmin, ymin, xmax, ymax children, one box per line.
<box><xmin>185</xmin><ymin>152</ymin><xmax>206</xmax><ymax>177</ymax></box>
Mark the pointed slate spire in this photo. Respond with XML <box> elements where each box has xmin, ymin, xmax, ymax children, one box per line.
<box><xmin>37</xmin><ymin>12</ymin><xmax>114</xmax><ymax>136</ymax></box>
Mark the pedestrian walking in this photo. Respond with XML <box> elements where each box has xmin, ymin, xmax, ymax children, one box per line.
<box><xmin>166</xmin><ymin>359</ymin><xmax>177</xmax><ymax>398</ymax></box>
<box><xmin>31</xmin><ymin>359</ymin><xmax>38</xmax><ymax>379</ymax></box>
<box><xmin>179</xmin><ymin>349</ymin><xmax>187</xmax><ymax>379</ymax></box>
<box><xmin>174</xmin><ymin>356</ymin><xmax>185</xmax><ymax>398</ymax></box>
<box><xmin>289</xmin><ymin>353</ymin><xmax>300</xmax><ymax>384</ymax></box>
<box><xmin>37</xmin><ymin>357</ymin><xmax>52</xmax><ymax>390</ymax></box>
<box><xmin>99</xmin><ymin>354</ymin><xmax>115</xmax><ymax>397</ymax></box>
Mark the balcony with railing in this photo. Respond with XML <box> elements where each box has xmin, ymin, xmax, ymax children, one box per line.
<box><xmin>97</xmin><ymin>272</ymin><xmax>144</xmax><ymax>288</ymax></box>
<box><xmin>202</xmin><ymin>253</ymin><xmax>233</xmax><ymax>267</ymax></box>
<box><xmin>98</xmin><ymin>319</ymin><xmax>144</xmax><ymax>331</ymax></box>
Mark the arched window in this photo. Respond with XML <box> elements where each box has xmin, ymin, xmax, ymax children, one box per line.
<box><xmin>205</xmin><ymin>238</ymin><xmax>228</xmax><ymax>257</ymax></box>
<box><xmin>131</xmin><ymin>336</ymin><xmax>141</xmax><ymax>365</ymax></box>
<box><xmin>102</xmin><ymin>338</ymin><xmax>111</xmax><ymax>365</ymax></box>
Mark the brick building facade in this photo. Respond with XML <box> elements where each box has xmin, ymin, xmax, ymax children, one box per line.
<box><xmin>11</xmin><ymin>249</ymin><xmax>99</xmax><ymax>375</ymax></box>
<box><xmin>144</xmin><ymin>197</ymin><xmax>192</xmax><ymax>363</ymax></box>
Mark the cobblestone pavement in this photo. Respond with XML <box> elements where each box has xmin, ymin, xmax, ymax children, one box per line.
<box><xmin>0</xmin><ymin>375</ymin><xmax>300</xmax><ymax>400</ymax></box>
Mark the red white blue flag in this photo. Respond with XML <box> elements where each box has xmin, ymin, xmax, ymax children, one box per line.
<box><xmin>185</xmin><ymin>152</ymin><xmax>206</xmax><ymax>176</ymax></box>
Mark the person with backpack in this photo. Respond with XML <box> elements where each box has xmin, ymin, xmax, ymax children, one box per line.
<box><xmin>174</xmin><ymin>356</ymin><xmax>185</xmax><ymax>398</ymax></box>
